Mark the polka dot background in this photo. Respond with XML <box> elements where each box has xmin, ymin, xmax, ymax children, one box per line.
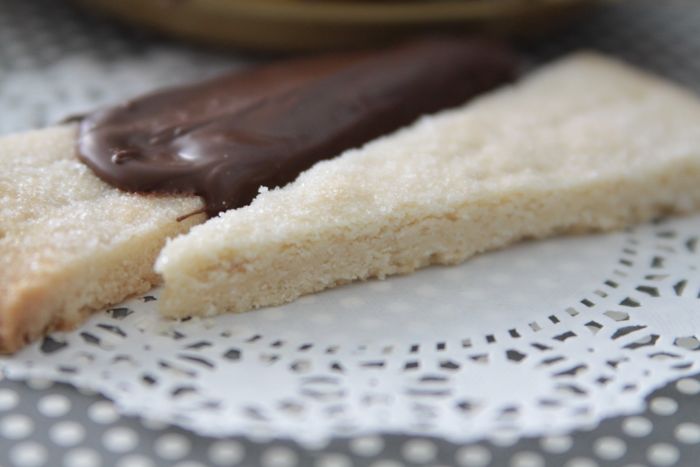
<box><xmin>1</xmin><ymin>0</ymin><xmax>700</xmax><ymax>465</ymax></box>
<box><xmin>2</xmin><ymin>372</ymin><xmax>700</xmax><ymax>466</ymax></box>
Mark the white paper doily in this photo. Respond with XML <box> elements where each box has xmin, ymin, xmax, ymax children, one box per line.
<box><xmin>2</xmin><ymin>212</ymin><xmax>699</xmax><ymax>445</ymax></box>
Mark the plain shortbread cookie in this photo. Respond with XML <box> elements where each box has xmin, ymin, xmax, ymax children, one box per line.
<box><xmin>0</xmin><ymin>126</ymin><xmax>204</xmax><ymax>352</ymax></box>
<box><xmin>156</xmin><ymin>52</ymin><xmax>700</xmax><ymax>318</ymax></box>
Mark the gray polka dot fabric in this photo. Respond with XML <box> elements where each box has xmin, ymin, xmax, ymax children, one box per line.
<box><xmin>1</xmin><ymin>0</ymin><xmax>700</xmax><ymax>466</ymax></box>
<box><xmin>2</xmin><ymin>373</ymin><xmax>700</xmax><ymax>466</ymax></box>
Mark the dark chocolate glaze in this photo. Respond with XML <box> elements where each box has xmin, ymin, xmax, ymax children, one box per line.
<box><xmin>77</xmin><ymin>38</ymin><xmax>516</xmax><ymax>217</ymax></box>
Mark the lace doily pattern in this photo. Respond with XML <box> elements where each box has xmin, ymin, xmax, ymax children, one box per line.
<box><xmin>3</xmin><ymin>216</ymin><xmax>700</xmax><ymax>444</ymax></box>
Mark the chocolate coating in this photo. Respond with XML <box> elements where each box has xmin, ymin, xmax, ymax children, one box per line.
<box><xmin>78</xmin><ymin>38</ymin><xmax>516</xmax><ymax>217</ymax></box>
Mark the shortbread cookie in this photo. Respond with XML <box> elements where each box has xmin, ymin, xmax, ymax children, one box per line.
<box><xmin>156</xmin><ymin>53</ymin><xmax>700</xmax><ymax>318</ymax></box>
<box><xmin>0</xmin><ymin>126</ymin><xmax>204</xmax><ymax>352</ymax></box>
<box><xmin>1</xmin><ymin>39</ymin><xmax>513</xmax><ymax>353</ymax></box>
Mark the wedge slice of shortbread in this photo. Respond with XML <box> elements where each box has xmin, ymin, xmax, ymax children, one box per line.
<box><xmin>0</xmin><ymin>126</ymin><xmax>204</xmax><ymax>352</ymax></box>
<box><xmin>156</xmin><ymin>52</ymin><xmax>700</xmax><ymax>318</ymax></box>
